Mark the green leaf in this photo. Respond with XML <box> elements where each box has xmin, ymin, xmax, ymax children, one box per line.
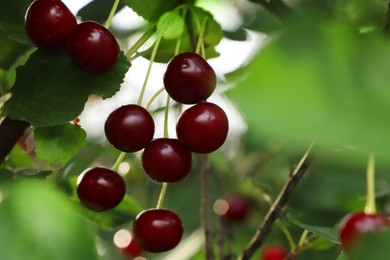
<box><xmin>0</xmin><ymin>29</ymin><xmax>32</xmax><ymax>70</ymax></box>
<box><xmin>337</xmin><ymin>251</ymin><xmax>348</xmax><ymax>260</ymax></box>
<box><xmin>77</xmin><ymin>0</ymin><xmax>126</xmax><ymax>23</ymax></box>
<box><xmin>229</xmin><ymin>22</ymin><xmax>390</xmax><ymax>163</ymax></box>
<box><xmin>4</xmin><ymin>49</ymin><xmax>130</xmax><ymax>127</ymax></box>
<box><xmin>157</xmin><ymin>11</ymin><xmax>184</xmax><ymax>40</ymax></box>
<box><xmin>122</xmin><ymin>0</ymin><xmax>194</xmax><ymax>22</ymax></box>
<box><xmin>0</xmin><ymin>168</ymin><xmax>52</xmax><ymax>183</ymax></box>
<box><xmin>0</xmin><ymin>180</ymin><xmax>98</xmax><ymax>260</ymax></box>
<box><xmin>80</xmin><ymin>194</ymin><xmax>143</xmax><ymax>228</ymax></box>
<box><xmin>141</xmin><ymin>6</ymin><xmax>222</xmax><ymax>62</ymax></box>
<box><xmin>34</xmin><ymin>123</ymin><xmax>86</xmax><ymax>166</ymax></box>
<box><xmin>0</xmin><ymin>0</ymin><xmax>31</xmax><ymax>25</ymax></box>
<box><xmin>288</xmin><ymin>214</ymin><xmax>340</xmax><ymax>244</ymax></box>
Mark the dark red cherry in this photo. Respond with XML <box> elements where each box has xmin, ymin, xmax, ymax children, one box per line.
<box><xmin>176</xmin><ymin>102</ymin><xmax>229</xmax><ymax>153</ymax></box>
<box><xmin>262</xmin><ymin>244</ymin><xmax>289</xmax><ymax>260</ymax></box>
<box><xmin>223</xmin><ymin>195</ymin><xmax>251</xmax><ymax>222</ymax></box>
<box><xmin>163</xmin><ymin>52</ymin><xmax>216</xmax><ymax>104</ymax></box>
<box><xmin>105</xmin><ymin>105</ymin><xmax>155</xmax><ymax>153</ymax></box>
<box><xmin>132</xmin><ymin>208</ymin><xmax>183</xmax><ymax>253</ymax></box>
<box><xmin>141</xmin><ymin>138</ymin><xmax>192</xmax><ymax>183</ymax></box>
<box><xmin>25</xmin><ymin>0</ymin><xmax>77</xmax><ymax>48</ymax></box>
<box><xmin>114</xmin><ymin>229</ymin><xmax>144</xmax><ymax>259</ymax></box>
<box><xmin>339</xmin><ymin>212</ymin><xmax>390</xmax><ymax>253</ymax></box>
<box><xmin>76</xmin><ymin>167</ymin><xmax>126</xmax><ymax>212</ymax></box>
<box><xmin>66</xmin><ymin>21</ymin><xmax>120</xmax><ymax>74</ymax></box>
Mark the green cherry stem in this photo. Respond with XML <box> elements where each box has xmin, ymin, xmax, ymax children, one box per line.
<box><xmin>125</xmin><ymin>25</ymin><xmax>157</xmax><ymax>60</ymax></box>
<box><xmin>145</xmin><ymin>87</ymin><xmax>165</xmax><ymax>110</ymax></box>
<box><xmin>137</xmin><ymin>34</ymin><xmax>162</xmax><ymax>106</ymax></box>
<box><xmin>163</xmin><ymin>95</ymin><xmax>171</xmax><ymax>138</ymax></box>
<box><xmin>195</xmin><ymin>16</ymin><xmax>208</xmax><ymax>55</ymax></box>
<box><xmin>156</xmin><ymin>182</ymin><xmax>168</xmax><ymax>209</ymax></box>
<box><xmin>104</xmin><ymin>0</ymin><xmax>121</xmax><ymax>29</ymax></box>
<box><xmin>364</xmin><ymin>153</ymin><xmax>376</xmax><ymax>214</ymax></box>
<box><xmin>111</xmin><ymin>151</ymin><xmax>126</xmax><ymax>172</ymax></box>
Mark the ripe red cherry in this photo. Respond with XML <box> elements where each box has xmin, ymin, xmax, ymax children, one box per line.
<box><xmin>176</xmin><ymin>102</ymin><xmax>229</xmax><ymax>153</ymax></box>
<box><xmin>114</xmin><ymin>229</ymin><xmax>144</xmax><ymax>259</ymax></box>
<box><xmin>339</xmin><ymin>212</ymin><xmax>390</xmax><ymax>253</ymax></box>
<box><xmin>222</xmin><ymin>195</ymin><xmax>251</xmax><ymax>222</ymax></box>
<box><xmin>132</xmin><ymin>208</ymin><xmax>183</xmax><ymax>252</ymax></box>
<box><xmin>262</xmin><ymin>245</ymin><xmax>289</xmax><ymax>260</ymax></box>
<box><xmin>76</xmin><ymin>167</ymin><xmax>126</xmax><ymax>212</ymax></box>
<box><xmin>66</xmin><ymin>21</ymin><xmax>120</xmax><ymax>74</ymax></box>
<box><xmin>25</xmin><ymin>0</ymin><xmax>77</xmax><ymax>48</ymax></box>
<box><xmin>163</xmin><ymin>52</ymin><xmax>216</xmax><ymax>104</ymax></box>
<box><xmin>141</xmin><ymin>138</ymin><xmax>192</xmax><ymax>182</ymax></box>
<box><xmin>105</xmin><ymin>105</ymin><xmax>155</xmax><ymax>153</ymax></box>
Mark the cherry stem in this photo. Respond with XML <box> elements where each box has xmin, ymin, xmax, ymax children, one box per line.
<box><xmin>364</xmin><ymin>153</ymin><xmax>376</xmax><ymax>214</ymax></box>
<box><xmin>238</xmin><ymin>143</ymin><xmax>313</xmax><ymax>260</ymax></box>
<box><xmin>125</xmin><ymin>25</ymin><xmax>156</xmax><ymax>60</ymax></box>
<box><xmin>145</xmin><ymin>87</ymin><xmax>165</xmax><ymax>110</ymax></box>
<box><xmin>195</xmin><ymin>16</ymin><xmax>208</xmax><ymax>55</ymax></box>
<box><xmin>279</xmin><ymin>222</ymin><xmax>296</xmax><ymax>250</ymax></box>
<box><xmin>137</xmin><ymin>35</ymin><xmax>162</xmax><ymax>106</ymax></box>
<box><xmin>163</xmin><ymin>95</ymin><xmax>171</xmax><ymax>138</ymax></box>
<box><xmin>296</xmin><ymin>229</ymin><xmax>309</xmax><ymax>252</ymax></box>
<box><xmin>111</xmin><ymin>151</ymin><xmax>126</xmax><ymax>172</ymax></box>
<box><xmin>156</xmin><ymin>182</ymin><xmax>168</xmax><ymax>209</ymax></box>
<box><xmin>104</xmin><ymin>0</ymin><xmax>121</xmax><ymax>29</ymax></box>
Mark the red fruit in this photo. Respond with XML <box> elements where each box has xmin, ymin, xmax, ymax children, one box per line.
<box><xmin>25</xmin><ymin>0</ymin><xmax>77</xmax><ymax>48</ymax></box>
<box><xmin>141</xmin><ymin>138</ymin><xmax>192</xmax><ymax>182</ymax></box>
<box><xmin>105</xmin><ymin>105</ymin><xmax>155</xmax><ymax>153</ymax></box>
<box><xmin>133</xmin><ymin>208</ymin><xmax>183</xmax><ymax>253</ymax></box>
<box><xmin>262</xmin><ymin>245</ymin><xmax>288</xmax><ymax>260</ymax></box>
<box><xmin>76</xmin><ymin>167</ymin><xmax>126</xmax><ymax>212</ymax></box>
<box><xmin>223</xmin><ymin>195</ymin><xmax>251</xmax><ymax>222</ymax></box>
<box><xmin>339</xmin><ymin>212</ymin><xmax>390</xmax><ymax>252</ymax></box>
<box><xmin>114</xmin><ymin>229</ymin><xmax>144</xmax><ymax>259</ymax></box>
<box><xmin>164</xmin><ymin>52</ymin><xmax>216</xmax><ymax>104</ymax></box>
<box><xmin>66</xmin><ymin>21</ymin><xmax>120</xmax><ymax>74</ymax></box>
<box><xmin>176</xmin><ymin>102</ymin><xmax>229</xmax><ymax>153</ymax></box>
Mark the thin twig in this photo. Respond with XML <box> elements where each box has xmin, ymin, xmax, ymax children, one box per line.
<box><xmin>200</xmin><ymin>154</ymin><xmax>214</xmax><ymax>260</ymax></box>
<box><xmin>0</xmin><ymin>116</ymin><xmax>30</xmax><ymax>164</ymax></box>
<box><xmin>237</xmin><ymin>145</ymin><xmax>313</xmax><ymax>260</ymax></box>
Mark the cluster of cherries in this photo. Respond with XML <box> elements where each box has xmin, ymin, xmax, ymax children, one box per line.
<box><xmin>25</xmin><ymin>0</ymin><xmax>229</xmax><ymax>255</ymax></box>
<box><xmin>25</xmin><ymin>0</ymin><xmax>120</xmax><ymax>74</ymax></box>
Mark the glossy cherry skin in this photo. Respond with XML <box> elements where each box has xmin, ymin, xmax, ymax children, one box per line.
<box><xmin>261</xmin><ymin>245</ymin><xmax>288</xmax><ymax>260</ymax></box>
<box><xmin>76</xmin><ymin>167</ymin><xmax>126</xmax><ymax>212</ymax></box>
<box><xmin>25</xmin><ymin>0</ymin><xmax>77</xmax><ymax>48</ymax></box>
<box><xmin>339</xmin><ymin>212</ymin><xmax>390</xmax><ymax>253</ymax></box>
<box><xmin>163</xmin><ymin>52</ymin><xmax>216</xmax><ymax>104</ymax></box>
<box><xmin>132</xmin><ymin>208</ymin><xmax>183</xmax><ymax>253</ymax></box>
<box><xmin>141</xmin><ymin>138</ymin><xmax>192</xmax><ymax>183</ymax></box>
<box><xmin>176</xmin><ymin>102</ymin><xmax>229</xmax><ymax>153</ymax></box>
<box><xmin>105</xmin><ymin>105</ymin><xmax>155</xmax><ymax>153</ymax></box>
<box><xmin>121</xmin><ymin>234</ymin><xmax>144</xmax><ymax>259</ymax></box>
<box><xmin>66</xmin><ymin>21</ymin><xmax>120</xmax><ymax>74</ymax></box>
<box><xmin>223</xmin><ymin>195</ymin><xmax>251</xmax><ymax>222</ymax></box>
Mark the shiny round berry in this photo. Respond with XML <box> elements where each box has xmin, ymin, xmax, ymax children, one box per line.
<box><xmin>262</xmin><ymin>245</ymin><xmax>289</xmax><ymax>260</ymax></box>
<box><xmin>223</xmin><ymin>195</ymin><xmax>251</xmax><ymax>222</ymax></box>
<box><xmin>105</xmin><ymin>105</ymin><xmax>155</xmax><ymax>153</ymax></box>
<box><xmin>339</xmin><ymin>212</ymin><xmax>390</xmax><ymax>253</ymax></box>
<box><xmin>113</xmin><ymin>229</ymin><xmax>144</xmax><ymax>259</ymax></box>
<box><xmin>142</xmin><ymin>138</ymin><xmax>192</xmax><ymax>183</ymax></box>
<box><xmin>133</xmin><ymin>208</ymin><xmax>183</xmax><ymax>253</ymax></box>
<box><xmin>76</xmin><ymin>167</ymin><xmax>126</xmax><ymax>212</ymax></box>
<box><xmin>176</xmin><ymin>102</ymin><xmax>229</xmax><ymax>153</ymax></box>
<box><xmin>25</xmin><ymin>0</ymin><xmax>77</xmax><ymax>48</ymax></box>
<box><xmin>163</xmin><ymin>52</ymin><xmax>216</xmax><ymax>104</ymax></box>
<box><xmin>66</xmin><ymin>21</ymin><xmax>120</xmax><ymax>74</ymax></box>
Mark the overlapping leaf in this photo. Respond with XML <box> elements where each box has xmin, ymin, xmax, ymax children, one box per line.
<box><xmin>4</xmin><ymin>49</ymin><xmax>130</xmax><ymax>127</ymax></box>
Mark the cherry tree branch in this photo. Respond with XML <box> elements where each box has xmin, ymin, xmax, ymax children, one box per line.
<box><xmin>200</xmin><ymin>154</ymin><xmax>214</xmax><ymax>260</ymax></box>
<box><xmin>237</xmin><ymin>145</ymin><xmax>313</xmax><ymax>260</ymax></box>
<box><xmin>0</xmin><ymin>116</ymin><xmax>30</xmax><ymax>164</ymax></box>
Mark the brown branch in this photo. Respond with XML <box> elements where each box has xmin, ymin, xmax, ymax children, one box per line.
<box><xmin>237</xmin><ymin>145</ymin><xmax>313</xmax><ymax>260</ymax></box>
<box><xmin>0</xmin><ymin>116</ymin><xmax>30</xmax><ymax>164</ymax></box>
<box><xmin>200</xmin><ymin>154</ymin><xmax>214</xmax><ymax>260</ymax></box>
